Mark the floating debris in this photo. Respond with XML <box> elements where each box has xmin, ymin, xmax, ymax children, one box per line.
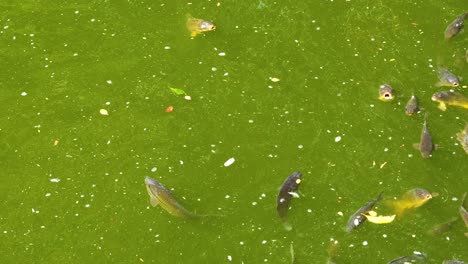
<box><xmin>224</xmin><ymin>157</ymin><xmax>235</xmax><ymax>167</ymax></box>
<box><xmin>165</xmin><ymin>106</ymin><xmax>174</xmax><ymax>113</ymax></box>
<box><xmin>99</xmin><ymin>109</ymin><xmax>109</xmax><ymax>116</ymax></box>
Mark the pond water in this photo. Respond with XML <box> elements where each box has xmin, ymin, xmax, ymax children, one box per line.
<box><xmin>1</xmin><ymin>0</ymin><xmax>467</xmax><ymax>263</ymax></box>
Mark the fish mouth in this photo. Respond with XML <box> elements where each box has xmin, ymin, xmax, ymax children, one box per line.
<box><xmin>452</xmin><ymin>82</ymin><xmax>459</xmax><ymax>87</ymax></box>
<box><xmin>431</xmin><ymin>95</ymin><xmax>438</xmax><ymax>101</ymax></box>
<box><xmin>383</xmin><ymin>92</ymin><xmax>393</xmax><ymax>99</ymax></box>
<box><xmin>145</xmin><ymin>176</ymin><xmax>157</xmax><ymax>185</ymax></box>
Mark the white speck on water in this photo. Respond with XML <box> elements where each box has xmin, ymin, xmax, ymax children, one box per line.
<box><xmin>316</xmin><ymin>27</ymin><xmax>321</xmax><ymax>30</ymax></box>
<box><xmin>50</xmin><ymin>178</ymin><xmax>60</xmax><ymax>183</ymax></box>
<box><xmin>224</xmin><ymin>157</ymin><xmax>235</xmax><ymax>167</ymax></box>
<box><xmin>411</xmin><ymin>234</ymin><xmax>416</xmax><ymax>238</ymax></box>
<box><xmin>383</xmin><ymin>234</ymin><xmax>387</xmax><ymax>238</ymax></box>
<box><xmin>85</xmin><ymin>204</ymin><xmax>90</xmax><ymax>208</ymax></box>
<box><xmin>298</xmin><ymin>144</ymin><xmax>303</xmax><ymax>149</ymax></box>
<box><xmin>451</xmin><ymin>197</ymin><xmax>458</xmax><ymax>201</ymax></box>
<box><xmin>227</xmin><ymin>256</ymin><xmax>232</xmax><ymax>261</ymax></box>
<box><xmin>105</xmin><ymin>101</ymin><xmax>111</xmax><ymax>105</ymax></box>
<box><xmin>211</xmin><ymin>67</ymin><xmax>217</xmax><ymax>71</ymax></box>
<box><xmin>151</xmin><ymin>167</ymin><xmax>157</xmax><ymax>172</ymax></box>
<box><xmin>337</xmin><ymin>211</ymin><xmax>343</xmax><ymax>216</ymax></box>
<box><xmin>99</xmin><ymin>109</ymin><xmax>109</xmax><ymax>116</ymax></box>
<box><xmin>307</xmin><ymin>209</ymin><xmax>312</xmax><ymax>213</ymax></box>
<box><xmin>164</xmin><ymin>46</ymin><xmax>171</xmax><ymax>50</ymax></box>
<box><xmin>262</xmin><ymin>240</ymin><xmax>267</xmax><ymax>244</ymax></box>
<box><xmin>74</xmin><ymin>10</ymin><xmax>79</xmax><ymax>14</ymax></box>
<box><xmin>261</xmin><ymin>193</ymin><xmax>266</xmax><ymax>198</ymax></box>
<box><xmin>90</xmin><ymin>18</ymin><xmax>96</xmax><ymax>22</ymax></box>
<box><xmin>73</xmin><ymin>53</ymin><xmax>78</xmax><ymax>56</ymax></box>
<box><xmin>445</xmin><ymin>236</ymin><xmax>450</xmax><ymax>241</ymax></box>
<box><xmin>353</xmin><ymin>219</ymin><xmax>359</xmax><ymax>226</ymax></box>
<box><xmin>270</xmin><ymin>77</ymin><xmax>280</xmax><ymax>82</ymax></box>
<box><xmin>248</xmin><ymin>119</ymin><xmax>254</xmax><ymax>123</ymax></box>
<box><xmin>362</xmin><ymin>241</ymin><xmax>368</xmax><ymax>246</ymax></box>
<box><xmin>106</xmin><ymin>80</ymin><xmax>112</xmax><ymax>84</ymax></box>
<box><xmin>21</xmin><ymin>92</ymin><xmax>27</xmax><ymax>96</ymax></box>
<box><xmin>370</xmin><ymin>104</ymin><xmax>374</xmax><ymax>108</ymax></box>
<box><xmin>218</xmin><ymin>52</ymin><xmax>226</xmax><ymax>56</ymax></box>
<box><xmin>311</xmin><ymin>20</ymin><xmax>316</xmax><ymax>23</ymax></box>
<box><xmin>335</xmin><ymin>136</ymin><xmax>342</xmax><ymax>142</ymax></box>
<box><xmin>408</xmin><ymin>154</ymin><xmax>413</xmax><ymax>158</ymax></box>
<box><xmin>45</xmin><ymin>193</ymin><xmax>51</xmax><ymax>197</ymax></box>
<box><xmin>40</xmin><ymin>226</ymin><xmax>45</xmax><ymax>229</ymax></box>
<box><xmin>240</xmin><ymin>241</ymin><xmax>244</xmax><ymax>245</ymax></box>
<box><xmin>252</xmin><ymin>202</ymin><xmax>257</xmax><ymax>206</ymax></box>
<box><xmin>225</xmin><ymin>195</ymin><xmax>230</xmax><ymax>199</ymax></box>
<box><xmin>384</xmin><ymin>148</ymin><xmax>389</xmax><ymax>152</ymax></box>
<box><xmin>3</xmin><ymin>230</ymin><xmax>7</xmax><ymax>234</ymax></box>
<box><xmin>184</xmin><ymin>95</ymin><xmax>192</xmax><ymax>100</ymax></box>
<box><xmin>179</xmin><ymin>160</ymin><xmax>184</xmax><ymax>165</ymax></box>
<box><xmin>349</xmin><ymin>244</ymin><xmax>354</xmax><ymax>248</ymax></box>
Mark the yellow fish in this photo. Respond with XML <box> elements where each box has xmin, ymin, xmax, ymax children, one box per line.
<box><xmin>391</xmin><ymin>188</ymin><xmax>432</xmax><ymax>215</ymax></box>
<box><xmin>362</xmin><ymin>210</ymin><xmax>396</xmax><ymax>224</ymax></box>
<box><xmin>186</xmin><ymin>15</ymin><xmax>216</xmax><ymax>37</ymax></box>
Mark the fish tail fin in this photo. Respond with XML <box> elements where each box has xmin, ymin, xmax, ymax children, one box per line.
<box><xmin>283</xmin><ymin>222</ymin><xmax>293</xmax><ymax>231</ymax></box>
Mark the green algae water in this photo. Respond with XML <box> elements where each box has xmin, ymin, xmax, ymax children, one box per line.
<box><xmin>1</xmin><ymin>0</ymin><xmax>467</xmax><ymax>263</ymax></box>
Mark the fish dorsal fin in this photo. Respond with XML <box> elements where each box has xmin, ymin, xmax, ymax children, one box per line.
<box><xmin>150</xmin><ymin>196</ymin><xmax>159</xmax><ymax>207</ymax></box>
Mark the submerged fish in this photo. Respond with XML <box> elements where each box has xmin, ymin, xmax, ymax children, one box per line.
<box><xmin>443</xmin><ymin>261</ymin><xmax>467</xmax><ymax>264</ymax></box>
<box><xmin>431</xmin><ymin>91</ymin><xmax>468</xmax><ymax>111</ymax></box>
<box><xmin>460</xmin><ymin>193</ymin><xmax>468</xmax><ymax>237</ymax></box>
<box><xmin>405</xmin><ymin>95</ymin><xmax>419</xmax><ymax>116</ymax></box>
<box><xmin>145</xmin><ymin>177</ymin><xmax>198</xmax><ymax>219</ymax></box>
<box><xmin>186</xmin><ymin>15</ymin><xmax>216</xmax><ymax>37</ymax></box>
<box><xmin>379</xmin><ymin>84</ymin><xmax>395</xmax><ymax>101</ymax></box>
<box><xmin>326</xmin><ymin>240</ymin><xmax>339</xmax><ymax>264</ymax></box>
<box><xmin>445</xmin><ymin>13</ymin><xmax>468</xmax><ymax>39</ymax></box>
<box><xmin>362</xmin><ymin>210</ymin><xmax>396</xmax><ymax>224</ymax></box>
<box><xmin>437</xmin><ymin>68</ymin><xmax>461</xmax><ymax>87</ymax></box>
<box><xmin>456</xmin><ymin>125</ymin><xmax>468</xmax><ymax>154</ymax></box>
<box><xmin>387</xmin><ymin>252</ymin><xmax>427</xmax><ymax>264</ymax></box>
<box><xmin>277</xmin><ymin>171</ymin><xmax>302</xmax><ymax>231</ymax></box>
<box><xmin>427</xmin><ymin>217</ymin><xmax>458</xmax><ymax>236</ymax></box>
<box><xmin>345</xmin><ymin>192</ymin><xmax>383</xmax><ymax>232</ymax></box>
<box><xmin>391</xmin><ymin>188</ymin><xmax>432</xmax><ymax>215</ymax></box>
<box><xmin>413</xmin><ymin>114</ymin><xmax>434</xmax><ymax>158</ymax></box>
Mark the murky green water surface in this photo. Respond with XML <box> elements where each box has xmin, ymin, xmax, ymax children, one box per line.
<box><xmin>1</xmin><ymin>0</ymin><xmax>467</xmax><ymax>263</ymax></box>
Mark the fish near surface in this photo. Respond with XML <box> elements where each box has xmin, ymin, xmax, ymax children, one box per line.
<box><xmin>431</xmin><ymin>91</ymin><xmax>468</xmax><ymax>111</ymax></box>
<box><xmin>277</xmin><ymin>171</ymin><xmax>302</xmax><ymax>231</ymax></box>
<box><xmin>413</xmin><ymin>114</ymin><xmax>434</xmax><ymax>158</ymax></box>
<box><xmin>460</xmin><ymin>193</ymin><xmax>468</xmax><ymax>237</ymax></box>
<box><xmin>345</xmin><ymin>192</ymin><xmax>383</xmax><ymax>232</ymax></box>
<box><xmin>456</xmin><ymin>125</ymin><xmax>468</xmax><ymax>154</ymax></box>
<box><xmin>186</xmin><ymin>15</ymin><xmax>216</xmax><ymax>37</ymax></box>
<box><xmin>378</xmin><ymin>84</ymin><xmax>395</xmax><ymax>101</ymax></box>
<box><xmin>387</xmin><ymin>252</ymin><xmax>427</xmax><ymax>264</ymax></box>
<box><xmin>391</xmin><ymin>188</ymin><xmax>432</xmax><ymax>216</ymax></box>
<box><xmin>443</xmin><ymin>260</ymin><xmax>467</xmax><ymax>264</ymax></box>
<box><xmin>445</xmin><ymin>12</ymin><xmax>468</xmax><ymax>39</ymax></box>
<box><xmin>437</xmin><ymin>68</ymin><xmax>461</xmax><ymax>87</ymax></box>
<box><xmin>427</xmin><ymin>217</ymin><xmax>458</xmax><ymax>236</ymax></box>
<box><xmin>405</xmin><ymin>95</ymin><xmax>419</xmax><ymax>116</ymax></box>
<box><xmin>145</xmin><ymin>177</ymin><xmax>198</xmax><ymax>219</ymax></box>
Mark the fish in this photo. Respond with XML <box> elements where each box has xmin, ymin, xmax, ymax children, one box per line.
<box><xmin>391</xmin><ymin>188</ymin><xmax>432</xmax><ymax>216</ymax></box>
<box><xmin>144</xmin><ymin>176</ymin><xmax>198</xmax><ymax>219</ymax></box>
<box><xmin>445</xmin><ymin>12</ymin><xmax>468</xmax><ymax>39</ymax></box>
<box><xmin>427</xmin><ymin>217</ymin><xmax>458</xmax><ymax>236</ymax></box>
<box><xmin>460</xmin><ymin>193</ymin><xmax>468</xmax><ymax>237</ymax></box>
<box><xmin>379</xmin><ymin>84</ymin><xmax>395</xmax><ymax>101</ymax></box>
<box><xmin>443</xmin><ymin>260</ymin><xmax>467</xmax><ymax>264</ymax></box>
<box><xmin>326</xmin><ymin>240</ymin><xmax>339</xmax><ymax>264</ymax></box>
<box><xmin>186</xmin><ymin>15</ymin><xmax>216</xmax><ymax>37</ymax></box>
<box><xmin>456</xmin><ymin>125</ymin><xmax>468</xmax><ymax>154</ymax></box>
<box><xmin>413</xmin><ymin>114</ymin><xmax>434</xmax><ymax>158</ymax></box>
<box><xmin>362</xmin><ymin>210</ymin><xmax>396</xmax><ymax>224</ymax></box>
<box><xmin>437</xmin><ymin>68</ymin><xmax>461</xmax><ymax>87</ymax></box>
<box><xmin>345</xmin><ymin>192</ymin><xmax>383</xmax><ymax>232</ymax></box>
<box><xmin>277</xmin><ymin>171</ymin><xmax>302</xmax><ymax>231</ymax></box>
<box><xmin>405</xmin><ymin>95</ymin><xmax>419</xmax><ymax>116</ymax></box>
<box><xmin>387</xmin><ymin>252</ymin><xmax>427</xmax><ymax>264</ymax></box>
<box><xmin>431</xmin><ymin>91</ymin><xmax>468</xmax><ymax>111</ymax></box>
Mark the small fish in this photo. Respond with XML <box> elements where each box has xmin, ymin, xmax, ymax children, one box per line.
<box><xmin>437</xmin><ymin>68</ymin><xmax>461</xmax><ymax>87</ymax></box>
<box><xmin>427</xmin><ymin>217</ymin><xmax>458</xmax><ymax>236</ymax></box>
<box><xmin>391</xmin><ymin>188</ymin><xmax>432</xmax><ymax>216</ymax></box>
<box><xmin>144</xmin><ymin>177</ymin><xmax>198</xmax><ymax>219</ymax></box>
<box><xmin>326</xmin><ymin>240</ymin><xmax>339</xmax><ymax>264</ymax></box>
<box><xmin>444</xmin><ymin>13</ymin><xmax>468</xmax><ymax>39</ymax></box>
<box><xmin>443</xmin><ymin>260</ymin><xmax>467</xmax><ymax>264</ymax></box>
<box><xmin>456</xmin><ymin>125</ymin><xmax>468</xmax><ymax>154</ymax></box>
<box><xmin>277</xmin><ymin>171</ymin><xmax>302</xmax><ymax>231</ymax></box>
<box><xmin>362</xmin><ymin>210</ymin><xmax>396</xmax><ymax>224</ymax></box>
<box><xmin>346</xmin><ymin>192</ymin><xmax>383</xmax><ymax>232</ymax></box>
<box><xmin>379</xmin><ymin>84</ymin><xmax>395</xmax><ymax>101</ymax></box>
<box><xmin>405</xmin><ymin>95</ymin><xmax>419</xmax><ymax>116</ymax></box>
<box><xmin>387</xmin><ymin>252</ymin><xmax>427</xmax><ymax>264</ymax></box>
<box><xmin>460</xmin><ymin>193</ymin><xmax>468</xmax><ymax>236</ymax></box>
<box><xmin>413</xmin><ymin>114</ymin><xmax>434</xmax><ymax>158</ymax></box>
<box><xmin>431</xmin><ymin>91</ymin><xmax>468</xmax><ymax>111</ymax></box>
<box><xmin>186</xmin><ymin>15</ymin><xmax>216</xmax><ymax>37</ymax></box>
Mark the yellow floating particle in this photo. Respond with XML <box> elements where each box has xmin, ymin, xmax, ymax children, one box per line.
<box><xmin>389</xmin><ymin>58</ymin><xmax>395</xmax><ymax>62</ymax></box>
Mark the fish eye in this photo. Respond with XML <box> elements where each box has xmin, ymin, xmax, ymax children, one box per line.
<box><xmin>425</xmin><ymin>194</ymin><xmax>432</xmax><ymax>199</ymax></box>
<box><xmin>453</xmin><ymin>82</ymin><xmax>459</xmax><ymax>87</ymax></box>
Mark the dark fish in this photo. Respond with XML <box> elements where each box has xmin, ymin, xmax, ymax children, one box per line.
<box><xmin>432</xmin><ymin>91</ymin><xmax>468</xmax><ymax>111</ymax></box>
<box><xmin>379</xmin><ymin>84</ymin><xmax>395</xmax><ymax>101</ymax></box>
<box><xmin>437</xmin><ymin>68</ymin><xmax>461</xmax><ymax>87</ymax></box>
<box><xmin>443</xmin><ymin>261</ymin><xmax>467</xmax><ymax>264</ymax></box>
<box><xmin>144</xmin><ymin>177</ymin><xmax>198</xmax><ymax>219</ymax></box>
<box><xmin>413</xmin><ymin>114</ymin><xmax>434</xmax><ymax>158</ymax></box>
<box><xmin>460</xmin><ymin>193</ymin><xmax>468</xmax><ymax>237</ymax></box>
<box><xmin>387</xmin><ymin>252</ymin><xmax>427</xmax><ymax>264</ymax></box>
<box><xmin>456</xmin><ymin>125</ymin><xmax>468</xmax><ymax>154</ymax></box>
<box><xmin>445</xmin><ymin>13</ymin><xmax>468</xmax><ymax>39</ymax></box>
<box><xmin>405</xmin><ymin>95</ymin><xmax>419</xmax><ymax>116</ymax></box>
<box><xmin>427</xmin><ymin>217</ymin><xmax>458</xmax><ymax>236</ymax></box>
<box><xmin>345</xmin><ymin>192</ymin><xmax>383</xmax><ymax>232</ymax></box>
<box><xmin>277</xmin><ymin>171</ymin><xmax>302</xmax><ymax>231</ymax></box>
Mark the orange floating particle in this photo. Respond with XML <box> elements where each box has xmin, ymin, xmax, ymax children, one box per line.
<box><xmin>165</xmin><ymin>106</ymin><xmax>174</xmax><ymax>113</ymax></box>
<box><xmin>54</xmin><ymin>140</ymin><xmax>59</xmax><ymax>146</ymax></box>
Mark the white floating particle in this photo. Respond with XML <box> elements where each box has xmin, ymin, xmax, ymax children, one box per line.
<box><xmin>100</xmin><ymin>109</ymin><xmax>109</xmax><ymax>116</ymax></box>
<box><xmin>32</xmin><ymin>208</ymin><xmax>36</xmax><ymax>213</ymax></box>
<box><xmin>384</xmin><ymin>148</ymin><xmax>388</xmax><ymax>152</ymax></box>
<box><xmin>239</xmin><ymin>241</ymin><xmax>244</xmax><ymax>245</ymax></box>
<box><xmin>164</xmin><ymin>46</ymin><xmax>171</xmax><ymax>50</ymax></box>
<box><xmin>262</xmin><ymin>240</ymin><xmax>267</xmax><ymax>244</ymax></box>
<box><xmin>370</xmin><ymin>104</ymin><xmax>374</xmax><ymax>108</ymax></box>
<box><xmin>288</xmin><ymin>192</ymin><xmax>300</xmax><ymax>198</ymax></box>
<box><xmin>270</xmin><ymin>77</ymin><xmax>280</xmax><ymax>82</ymax></box>
<box><xmin>105</xmin><ymin>101</ymin><xmax>111</xmax><ymax>105</ymax></box>
<box><xmin>45</xmin><ymin>193</ymin><xmax>51</xmax><ymax>197</ymax></box>
<box><xmin>184</xmin><ymin>95</ymin><xmax>192</xmax><ymax>100</ymax></box>
<box><xmin>21</xmin><ymin>92</ymin><xmax>27</xmax><ymax>96</ymax></box>
<box><xmin>335</xmin><ymin>136</ymin><xmax>342</xmax><ymax>142</ymax></box>
<box><xmin>307</xmin><ymin>209</ymin><xmax>312</xmax><ymax>213</ymax></box>
<box><xmin>411</xmin><ymin>234</ymin><xmax>416</xmax><ymax>238</ymax></box>
<box><xmin>362</xmin><ymin>241</ymin><xmax>368</xmax><ymax>246</ymax></box>
<box><xmin>451</xmin><ymin>197</ymin><xmax>458</xmax><ymax>201</ymax></box>
<box><xmin>73</xmin><ymin>53</ymin><xmax>78</xmax><ymax>56</ymax></box>
<box><xmin>211</xmin><ymin>67</ymin><xmax>217</xmax><ymax>71</ymax></box>
<box><xmin>74</xmin><ymin>10</ymin><xmax>79</xmax><ymax>14</ymax></box>
<box><xmin>225</xmin><ymin>195</ymin><xmax>230</xmax><ymax>199</ymax></box>
<box><xmin>252</xmin><ymin>202</ymin><xmax>257</xmax><ymax>206</ymax></box>
<box><xmin>337</xmin><ymin>211</ymin><xmax>343</xmax><ymax>216</ymax></box>
<box><xmin>106</xmin><ymin>80</ymin><xmax>112</xmax><ymax>84</ymax></box>
<box><xmin>50</xmin><ymin>178</ymin><xmax>60</xmax><ymax>183</ymax></box>
<box><xmin>224</xmin><ymin>157</ymin><xmax>235</xmax><ymax>167</ymax></box>
<box><xmin>85</xmin><ymin>204</ymin><xmax>90</xmax><ymax>208</ymax></box>
<box><xmin>227</xmin><ymin>256</ymin><xmax>232</xmax><ymax>261</ymax></box>
<box><xmin>179</xmin><ymin>160</ymin><xmax>184</xmax><ymax>165</ymax></box>
<box><xmin>218</xmin><ymin>52</ymin><xmax>226</xmax><ymax>56</ymax></box>
<box><xmin>383</xmin><ymin>234</ymin><xmax>387</xmax><ymax>238</ymax></box>
<box><xmin>298</xmin><ymin>145</ymin><xmax>303</xmax><ymax>149</ymax></box>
